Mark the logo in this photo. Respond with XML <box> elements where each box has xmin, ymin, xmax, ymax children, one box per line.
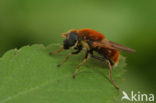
<box><xmin>121</xmin><ymin>91</ymin><xmax>154</xmax><ymax>102</ymax></box>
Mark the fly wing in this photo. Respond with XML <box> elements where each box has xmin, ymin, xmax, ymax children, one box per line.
<box><xmin>92</xmin><ymin>40</ymin><xmax>136</xmax><ymax>53</ymax></box>
<box><xmin>108</xmin><ymin>41</ymin><xmax>136</xmax><ymax>53</ymax></box>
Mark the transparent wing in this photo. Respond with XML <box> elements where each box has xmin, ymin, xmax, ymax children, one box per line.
<box><xmin>92</xmin><ymin>40</ymin><xmax>136</xmax><ymax>53</ymax></box>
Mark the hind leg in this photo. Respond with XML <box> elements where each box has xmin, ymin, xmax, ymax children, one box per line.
<box><xmin>90</xmin><ymin>53</ymin><xmax>119</xmax><ymax>90</ymax></box>
<box><xmin>106</xmin><ymin>60</ymin><xmax>119</xmax><ymax>90</ymax></box>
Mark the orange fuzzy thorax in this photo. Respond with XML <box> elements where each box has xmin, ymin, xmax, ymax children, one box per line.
<box><xmin>76</xmin><ymin>29</ymin><xmax>105</xmax><ymax>41</ymax></box>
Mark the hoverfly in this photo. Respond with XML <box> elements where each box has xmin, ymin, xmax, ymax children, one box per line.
<box><xmin>49</xmin><ymin>29</ymin><xmax>136</xmax><ymax>90</ymax></box>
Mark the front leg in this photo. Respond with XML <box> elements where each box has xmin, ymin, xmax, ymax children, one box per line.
<box><xmin>57</xmin><ymin>49</ymin><xmax>82</xmax><ymax>67</ymax></box>
<box><xmin>49</xmin><ymin>46</ymin><xmax>64</xmax><ymax>55</ymax></box>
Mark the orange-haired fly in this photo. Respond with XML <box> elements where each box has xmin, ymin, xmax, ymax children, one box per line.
<box><xmin>49</xmin><ymin>28</ymin><xmax>136</xmax><ymax>90</ymax></box>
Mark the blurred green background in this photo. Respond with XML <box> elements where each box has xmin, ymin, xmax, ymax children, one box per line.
<box><xmin>0</xmin><ymin>0</ymin><xmax>156</xmax><ymax>95</ymax></box>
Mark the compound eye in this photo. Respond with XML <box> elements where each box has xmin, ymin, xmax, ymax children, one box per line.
<box><xmin>63</xmin><ymin>40</ymin><xmax>69</xmax><ymax>49</ymax></box>
<box><xmin>63</xmin><ymin>31</ymin><xmax>78</xmax><ymax>49</ymax></box>
<box><xmin>63</xmin><ymin>39</ymin><xmax>73</xmax><ymax>49</ymax></box>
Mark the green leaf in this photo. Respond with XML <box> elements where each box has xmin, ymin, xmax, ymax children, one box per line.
<box><xmin>0</xmin><ymin>44</ymin><xmax>126</xmax><ymax>103</ymax></box>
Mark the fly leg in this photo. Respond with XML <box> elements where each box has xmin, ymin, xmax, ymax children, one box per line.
<box><xmin>49</xmin><ymin>46</ymin><xmax>64</xmax><ymax>55</ymax></box>
<box><xmin>91</xmin><ymin>54</ymin><xmax>119</xmax><ymax>90</ymax></box>
<box><xmin>72</xmin><ymin>51</ymin><xmax>89</xmax><ymax>78</ymax></box>
<box><xmin>106</xmin><ymin>60</ymin><xmax>119</xmax><ymax>90</ymax></box>
<box><xmin>57</xmin><ymin>52</ymin><xmax>72</xmax><ymax>67</ymax></box>
<box><xmin>57</xmin><ymin>49</ymin><xmax>82</xmax><ymax>67</ymax></box>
